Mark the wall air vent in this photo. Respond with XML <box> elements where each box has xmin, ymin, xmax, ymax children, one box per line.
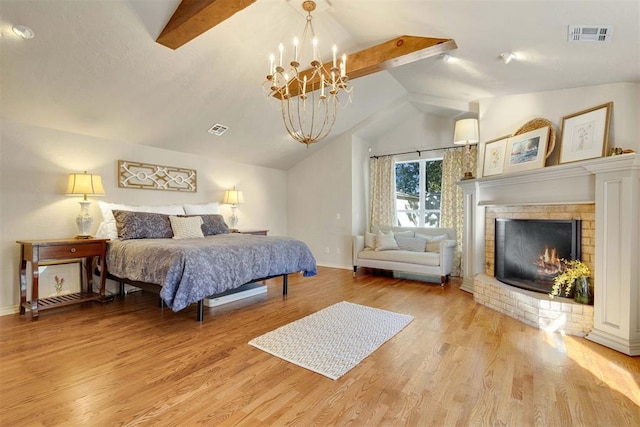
<box><xmin>207</xmin><ymin>124</ymin><xmax>228</xmax><ymax>136</ymax></box>
<box><xmin>568</xmin><ymin>25</ymin><xmax>614</xmax><ymax>42</ymax></box>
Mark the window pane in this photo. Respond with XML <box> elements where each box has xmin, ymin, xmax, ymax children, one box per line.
<box><xmin>397</xmin><ymin>211</ymin><xmax>419</xmax><ymax>227</ymax></box>
<box><xmin>425</xmin><ymin>160</ymin><xmax>442</xmax><ymax>193</ymax></box>
<box><xmin>395</xmin><ymin>162</ymin><xmax>419</xmax><ymax>197</ymax></box>
<box><xmin>424</xmin><ymin>192</ymin><xmax>441</xmax><ymax>210</ymax></box>
<box><xmin>424</xmin><ymin>211</ymin><xmax>440</xmax><ymax>227</ymax></box>
<box><xmin>394</xmin><ymin>159</ymin><xmax>442</xmax><ymax>228</ymax></box>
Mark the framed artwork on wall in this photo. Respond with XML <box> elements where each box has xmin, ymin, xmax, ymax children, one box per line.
<box><xmin>559</xmin><ymin>102</ymin><xmax>612</xmax><ymax>164</ymax></box>
<box><xmin>482</xmin><ymin>136</ymin><xmax>509</xmax><ymax>177</ymax></box>
<box><xmin>503</xmin><ymin>127</ymin><xmax>549</xmax><ymax>174</ymax></box>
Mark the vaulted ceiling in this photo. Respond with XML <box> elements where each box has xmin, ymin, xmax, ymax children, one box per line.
<box><xmin>1</xmin><ymin>0</ymin><xmax>638</xmax><ymax>170</ymax></box>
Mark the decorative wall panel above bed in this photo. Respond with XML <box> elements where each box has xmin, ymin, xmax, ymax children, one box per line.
<box><xmin>118</xmin><ymin>160</ymin><xmax>197</xmax><ymax>192</ymax></box>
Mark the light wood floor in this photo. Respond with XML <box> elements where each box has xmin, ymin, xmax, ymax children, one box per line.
<box><xmin>1</xmin><ymin>267</ymin><xmax>639</xmax><ymax>426</ymax></box>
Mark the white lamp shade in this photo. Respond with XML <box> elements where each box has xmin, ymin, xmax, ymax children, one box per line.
<box><xmin>453</xmin><ymin>118</ymin><xmax>479</xmax><ymax>145</ymax></box>
<box><xmin>222</xmin><ymin>189</ymin><xmax>244</xmax><ymax>205</ymax></box>
<box><xmin>66</xmin><ymin>172</ymin><xmax>105</xmax><ymax>196</ymax></box>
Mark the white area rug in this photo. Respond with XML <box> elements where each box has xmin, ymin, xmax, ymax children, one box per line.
<box><xmin>248</xmin><ymin>301</ymin><xmax>413</xmax><ymax>380</ymax></box>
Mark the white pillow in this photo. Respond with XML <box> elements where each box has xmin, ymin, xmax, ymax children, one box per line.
<box><xmin>183</xmin><ymin>202</ymin><xmax>219</xmax><ymax>215</ymax></box>
<box><xmin>364</xmin><ymin>232</ymin><xmax>376</xmax><ymax>249</ymax></box>
<box><xmin>169</xmin><ymin>216</ymin><xmax>204</xmax><ymax>239</ymax></box>
<box><xmin>395</xmin><ymin>235</ymin><xmax>428</xmax><ymax>252</ymax></box>
<box><xmin>425</xmin><ymin>234</ymin><xmax>448</xmax><ymax>253</ymax></box>
<box><xmin>375</xmin><ymin>230</ymin><xmax>398</xmax><ymax>251</ymax></box>
<box><xmin>96</xmin><ymin>201</ymin><xmax>185</xmax><ymax>240</ymax></box>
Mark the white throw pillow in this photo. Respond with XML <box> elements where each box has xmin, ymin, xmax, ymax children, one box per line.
<box><xmin>183</xmin><ymin>202</ymin><xmax>220</xmax><ymax>215</ymax></box>
<box><xmin>424</xmin><ymin>234</ymin><xmax>448</xmax><ymax>253</ymax></box>
<box><xmin>170</xmin><ymin>216</ymin><xmax>204</xmax><ymax>239</ymax></box>
<box><xmin>375</xmin><ymin>230</ymin><xmax>399</xmax><ymax>251</ymax></box>
<box><xmin>96</xmin><ymin>201</ymin><xmax>185</xmax><ymax>240</ymax></box>
<box><xmin>364</xmin><ymin>232</ymin><xmax>376</xmax><ymax>249</ymax></box>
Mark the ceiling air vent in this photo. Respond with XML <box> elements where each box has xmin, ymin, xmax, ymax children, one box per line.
<box><xmin>568</xmin><ymin>25</ymin><xmax>614</xmax><ymax>42</ymax></box>
<box><xmin>207</xmin><ymin>124</ymin><xmax>228</xmax><ymax>136</ymax></box>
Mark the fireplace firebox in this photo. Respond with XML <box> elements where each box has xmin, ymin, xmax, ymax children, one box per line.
<box><xmin>494</xmin><ymin>218</ymin><xmax>581</xmax><ymax>294</ymax></box>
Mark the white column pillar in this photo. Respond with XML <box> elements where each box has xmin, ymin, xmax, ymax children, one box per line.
<box><xmin>457</xmin><ymin>180</ymin><xmax>483</xmax><ymax>293</ymax></box>
<box><xmin>586</xmin><ymin>154</ymin><xmax>640</xmax><ymax>356</ymax></box>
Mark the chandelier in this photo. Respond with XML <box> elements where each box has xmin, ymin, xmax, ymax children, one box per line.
<box><xmin>266</xmin><ymin>1</ymin><xmax>352</xmax><ymax>146</ymax></box>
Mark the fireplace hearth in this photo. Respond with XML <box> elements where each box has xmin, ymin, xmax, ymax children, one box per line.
<box><xmin>494</xmin><ymin>218</ymin><xmax>581</xmax><ymax>294</ymax></box>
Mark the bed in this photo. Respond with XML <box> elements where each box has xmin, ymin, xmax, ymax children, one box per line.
<box><xmin>100</xmin><ymin>207</ymin><xmax>317</xmax><ymax>321</ymax></box>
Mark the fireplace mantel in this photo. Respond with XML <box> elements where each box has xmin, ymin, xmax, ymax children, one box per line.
<box><xmin>457</xmin><ymin>153</ymin><xmax>639</xmax><ymax>355</ymax></box>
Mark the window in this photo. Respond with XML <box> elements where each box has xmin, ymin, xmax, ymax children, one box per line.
<box><xmin>395</xmin><ymin>158</ymin><xmax>442</xmax><ymax>227</ymax></box>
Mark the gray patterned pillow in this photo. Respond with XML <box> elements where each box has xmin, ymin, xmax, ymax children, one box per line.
<box><xmin>112</xmin><ymin>210</ymin><xmax>173</xmax><ymax>240</ymax></box>
<box><xmin>395</xmin><ymin>235</ymin><xmax>428</xmax><ymax>252</ymax></box>
<box><xmin>181</xmin><ymin>214</ymin><xmax>230</xmax><ymax>235</ymax></box>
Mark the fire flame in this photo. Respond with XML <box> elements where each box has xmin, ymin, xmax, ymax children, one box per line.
<box><xmin>535</xmin><ymin>246</ymin><xmax>562</xmax><ymax>277</ymax></box>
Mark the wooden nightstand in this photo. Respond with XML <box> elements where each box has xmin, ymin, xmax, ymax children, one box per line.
<box><xmin>232</xmin><ymin>229</ymin><xmax>269</xmax><ymax>236</ymax></box>
<box><xmin>17</xmin><ymin>238</ymin><xmax>109</xmax><ymax>319</ymax></box>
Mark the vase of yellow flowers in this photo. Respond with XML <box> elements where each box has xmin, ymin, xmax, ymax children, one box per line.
<box><xmin>549</xmin><ymin>259</ymin><xmax>592</xmax><ymax>304</ymax></box>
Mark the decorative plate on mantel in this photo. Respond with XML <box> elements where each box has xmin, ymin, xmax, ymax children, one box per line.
<box><xmin>512</xmin><ymin>118</ymin><xmax>556</xmax><ymax>159</ymax></box>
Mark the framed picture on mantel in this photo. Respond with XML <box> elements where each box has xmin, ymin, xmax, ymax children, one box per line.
<box><xmin>482</xmin><ymin>135</ymin><xmax>509</xmax><ymax>177</ymax></box>
<box><xmin>559</xmin><ymin>102</ymin><xmax>612</xmax><ymax>164</ymax></box>
<box><xmin>503</xmin><ymin>127</ymin><xmax>549</xmax><ymax>174</ymax></box>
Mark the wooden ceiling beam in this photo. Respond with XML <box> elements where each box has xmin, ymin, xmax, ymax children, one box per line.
<box><xmin>156</xmin><ymin>0</ymin><xmax>256</xmax><ymax>50</ymax></box>
<box><xmin>279</xmin><ymin>36</ymin><xmax>457</xmax><ymax>98</ymax></box>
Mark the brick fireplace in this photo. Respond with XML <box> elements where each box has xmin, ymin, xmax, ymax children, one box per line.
<box><xmin>475</xmin><ymin>204</ymin><xmax>595</xmax><ymax>337</ymax></box>
<box><xmin>457</xmin><ymin>153</ymin><xmax>639</xmax><ymax>355</ymax></box>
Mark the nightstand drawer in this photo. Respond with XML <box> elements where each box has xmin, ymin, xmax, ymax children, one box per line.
<box><xmin>37</xmin><ymin>242</ymin><xmax>104</xmax><ymax>260</ymax></box>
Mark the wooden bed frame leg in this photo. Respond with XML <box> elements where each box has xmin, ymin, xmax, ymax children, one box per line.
<box><xmin>283</xmin><ymin>274</ymin><xmax>288</xmax><ymax>295</ymax></box>
<box><xmin>119</xmin><ymin>281</ymin><xmax>125</xmax><ymax>297</ymax></box>
<box><xmin>197</xmin><ymin>300</ymin><xmax>204</xmax><ymax>322</ymax></box>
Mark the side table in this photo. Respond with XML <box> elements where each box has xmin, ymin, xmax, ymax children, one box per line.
<box><xmin>17</xmin><ymin>238</ymin><xmax>109</xmax><ymax>319</ymax></box>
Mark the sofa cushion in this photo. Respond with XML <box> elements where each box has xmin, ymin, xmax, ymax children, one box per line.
<box><xmin>358</xmin><ymin>249</ymin><xmax>440</xmax><ymax>267</ymax></box>
<box><xmin>375</xmin><ymin>230</ymin><xmax>398</xmax><ymax>251</ymax></box>
<box><xmin>365</xmin><ymin>232</ymin><xmax>376</xmax><ymax>249</ymax></box>
<box><xmin>395</xmin><ymin>235</ymin><xmax>428</xmax><ymax>252</ymax></box>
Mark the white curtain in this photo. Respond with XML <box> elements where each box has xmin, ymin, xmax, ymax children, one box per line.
<box><xmin>369</xmin><ymin>156</ymin><xmax>395</xmax><ymax>229</ymax></box>
<box><xmin>441</xmin><ymin>146</ymin><xmax>477</xmax><ymax>276</ymax></box>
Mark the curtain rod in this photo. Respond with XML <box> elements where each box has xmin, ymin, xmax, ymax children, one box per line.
<box><xmin>370</xmin><ymin>144</ymin><xmax>462</xmax><ymax>159</ymax></box>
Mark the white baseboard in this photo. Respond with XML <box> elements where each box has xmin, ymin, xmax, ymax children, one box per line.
<box><xmin>0</xmin><ymin>305</ymin><xmax>19</xmax><ymax>316</ymax></box>
<box><xmin>316</xmin><ymin>262</ymin><xmax>351</xmax><ymax>270</ymax></box>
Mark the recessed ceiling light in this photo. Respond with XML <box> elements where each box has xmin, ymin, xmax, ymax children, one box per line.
<box><xmin>12</xmin><ymin>25</ymin><xmax>35</xmax><ymax>40</ymax></box>
<box><xmin>500</xmin><ymin>52</ymin><xmax>516</xmax><ymax>64</ymax></box>
<box><xmin>440</xmin><ymin>53</ymin><xmax>454</xmax><ymax>63</ymax></box>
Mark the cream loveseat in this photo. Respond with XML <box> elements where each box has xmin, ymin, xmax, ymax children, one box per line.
<box><xmin>352</xmin><ymin>225</ymin><xmax>457</xmax><ymax>286</ymax></box>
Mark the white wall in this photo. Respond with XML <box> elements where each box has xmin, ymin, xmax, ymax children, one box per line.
<box><xmin>477</xmin><ymin>82</ymin><xmax>640</xmax><ymax>175</ymax></box>
<box><xmin>366</xmin><ymin>104</ymin><xmax>455</xmax><ymax>158</ymax></box>
<box><xmin>288</xmin><ymin>132</ymin><xmax>353</xmax><ymax>269</ymax></box>
<box><xmin>0</xmin><ymin>119</ymin><xmax>288</xmax><ymax>314</ymax></box>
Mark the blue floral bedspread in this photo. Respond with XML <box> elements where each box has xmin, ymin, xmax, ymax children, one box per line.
<box><xmin>106</xmin><ymin>234</ymin><xmax>317</xmax><ymax>311</ymax></box>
